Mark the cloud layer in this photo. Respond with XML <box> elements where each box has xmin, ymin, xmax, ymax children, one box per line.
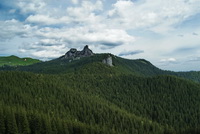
<box><xmin>0</xmin><ymin>0</ymin><xmax>200</xmax><ymax>71</ymax></box>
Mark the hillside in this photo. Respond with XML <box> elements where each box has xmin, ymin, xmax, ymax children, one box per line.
<box><xmin>0</xmin><ymin>70</ymin><xmax>200</xmax><ymax>134</ymax></box>
<box><xmin>0</xmin><ymin>55</ymin><xmax>41</xmax><ymax>66</ymax></box>
<box><xmin>0</xmin><ymin>71</ymin><xmax>163</xmax><ymax>134</ymax></box>
<box><xmin>1</xmin><ymin>46</ymin><xmax>200</xmax><ymax>134</ymax></box>
<box><xmin>1</xmin><ymin>53</ymin><xmax>200</xmax><ymax>82</ymax></box>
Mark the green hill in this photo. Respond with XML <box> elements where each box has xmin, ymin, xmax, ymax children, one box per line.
<box><xmin>1</xmin><ymin>52</ymin><xmax>200</xmax><ymax>133</ymax></box>
<box><xmin>1</xmin><ymin>54</ymin><xmax>200</xmax><ymax>82</ymax></box>
<box><xmin>0</xmin><ymin>55</ymin><xmax>41</xmax><ymax>66</ymax></box>
<box><xmin>0</xmin><ymin>54</ymin><xmax>167</xmax><ymax>75</ymax></box>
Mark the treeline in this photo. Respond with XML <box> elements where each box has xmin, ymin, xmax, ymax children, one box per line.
<box><xmin>176</xmin><ymin>71</ymin><xmax>200</xmax><ymax>83</ymax></box>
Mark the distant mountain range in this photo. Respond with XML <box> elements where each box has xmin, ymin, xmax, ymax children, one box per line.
<box><xmin>0</xmin><ymin>46</ymin><xmax>200</xmax><ymax>134</ymax></box>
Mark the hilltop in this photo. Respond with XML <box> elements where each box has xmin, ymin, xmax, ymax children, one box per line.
<box><xmin>0</xmin><ymin>55</ymin><xmax>41</xmax><ymax>66</ymax></box>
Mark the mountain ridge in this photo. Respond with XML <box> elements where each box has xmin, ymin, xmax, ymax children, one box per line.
<box><xmin>1</xmin><ymin>46</ymin><xmax>200</xmax><ymax>133</ymax></box>
<box><xmin>1</xmin><ymin>47</ymin><xmax>200</xmax><ymax>82</ymax></box>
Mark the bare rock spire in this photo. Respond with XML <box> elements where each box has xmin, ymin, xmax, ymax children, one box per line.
<box><xmin>62</xmin><ymin>45</ymin><xmax>94</xmax><ymax>59</ymax></box>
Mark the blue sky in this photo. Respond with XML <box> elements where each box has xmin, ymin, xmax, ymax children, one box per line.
<box><xmin>0</xmin><ymin>0</ymin><xmax>200</xmax><ymax>71</ymax></box>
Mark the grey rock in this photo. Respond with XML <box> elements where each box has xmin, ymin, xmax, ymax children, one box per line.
<box><xmin>102</xmin><ymin>55</ymin><xmax>113</xmax><ymax>66</ymax></box>
<box><xmin>62</xmin><ymin>45</ymin><xmax>94</xmax><ymax>59</ymax></box>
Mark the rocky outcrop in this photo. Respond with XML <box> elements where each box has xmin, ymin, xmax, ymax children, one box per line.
<box><xmin>62</xmin><ymin>45</ymin><xmax>94</xmax><ymax>59</ymax></box>
<box><xmin>102</xmin><ymin>55</ymin><xmax>113</xmax><ymax>66</ymax></box>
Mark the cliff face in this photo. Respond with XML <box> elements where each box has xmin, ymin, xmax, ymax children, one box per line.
<box><xmin>102</xmin><ymin>55</ymin><xmax>113</xmax><ymax>66</ymax></box>
<box><xmin>62</xmin><ymin>45</ymin><xmax>94</xmax><ymax>59</ymax></box>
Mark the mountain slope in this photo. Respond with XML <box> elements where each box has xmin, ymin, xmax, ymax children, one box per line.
<box><xmin>1</xmin><ymin>70</ymin><xmax>200</xmax><ymax>133</ymax></box>
<box><xmin>1</xmin><ymin>53</ymin><xmax>200</xmax><ymax>82</ymax></box>
<box><xmin>0</xmin><ymin>71</ymin><xmax>164</xmax><ymax>134</ymax></box>
<box><xmin>0</xmin><ymin>55</ymin><xmax>41</xmax><ymax>66</ymax></box>
<box><xmin>1</xmin><ymin>51</ymin><xmax>200</xmax><ymax>133</ymax></box>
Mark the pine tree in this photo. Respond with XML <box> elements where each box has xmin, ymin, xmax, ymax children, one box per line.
<box><xmin>28</xmin><ymin>113</ymin><xmax>42</xmax><ymax>134</ymax></box>
<box><xmin>0</xmin><ymin>109</ymin><xmax>5</xmax><ymax>134</ymax></box>
<box><xmin>5</xmin><ymin>109</ymin><xmax>18</xmax><ymax>134</ymax></box>
<box><xmin>21</xmin><ymin>115</ymin><xmax>30</xmax><ymax>134</ymax></box>
<box><xmin>40</xmin><ymin>115</ymin><xmax>52</xmax><ymax>134</ymax></box>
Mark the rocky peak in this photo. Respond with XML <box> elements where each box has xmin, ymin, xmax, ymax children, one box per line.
<box><xmin>83</xmin><ymin>45</ymin><xmax>89</xmax><ymax>50</ymax></box>
<box><xmin>81</xmin><ymin>45</ymin><xmax>93</xmax><ymax>56</ymax></box>
<box><xmin>69</xmin><ymin>48</ymin><xmax>77</xmax><ymax>53</ymax></box>
<box><xmin>62</xmin><ymin>45</ymin><xmax>94</xmax><ymax>59</ymax></box>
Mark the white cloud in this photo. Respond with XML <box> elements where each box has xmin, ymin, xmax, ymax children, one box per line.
<box><xmin>20</xmin><ymin>42</ymin><xmax>67</xmax><ymax>60</ymax></box>
<box><xmin>17</xmin><ymin>0</ymin><xmax>46</xmax><ymax>14</ymax></box>
<box><xmin>107</xmin><ymin>0</ymin><xmax>200</xmax><ymax>33</ymax></box>
<box><xmin>160</xmin><ymin>58</ymin><xmax>177</xmax><ymax>62</ymax></box>
<box><xmin>71</xmin><ymin>0</ymin><xmax>79</xmax><ymax>5</ymax></box>
<box><xmin>26</xmin><ymin>15</ymin><xmax>70</xmax><ymax>25</ymax></box>
<box><xmin>31</xmin><ymin>45</ymin><xmax>65</xmax><ymax>59</ymax></box>
<box><xmin>66</xmin><ymin>0</ymin><xmax>103</xmax><ymax>24</ymax></box>
<box><xmin>20</xmin><ymin>26</ymin><xmax>135</xmax><ymax>57</ymax></box>
<box><xmin>25</xmin><ymin>0</ymin><xmax>104</xmax><ymax>26</ymax></box>
<box><xmin>0</xmin><ymin>19</ymin><xmax>34</xmax><ymax>40</ymax></box>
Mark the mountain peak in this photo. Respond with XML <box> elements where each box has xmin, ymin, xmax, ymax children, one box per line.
<box><xmin>62</xmin><ymin>45</ymin><xmax>94</xmax><ymax>59</ymax></box>
<box><xmin>83</xmin><ymin>45</ymin><xmax>89</xmax><ymax>50</ymax></box>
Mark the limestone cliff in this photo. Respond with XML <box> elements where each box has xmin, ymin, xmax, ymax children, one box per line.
<box><xmin>102</xmin><ymin>55</ymin><xmax>113</xmax><ymax>66</ymax></box>
<box><xmin>62</xmin><ymin>45</ymin><xmax>94</xmax><ymax>59</ymax></box>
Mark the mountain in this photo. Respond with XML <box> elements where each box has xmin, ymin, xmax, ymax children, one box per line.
<box><xmin>0</xmin><ymin>46</ymin><xmax>200</xmax><ymax>134</ymax></box>
<box><xmin>0</xmin><ymin>55</ymin><xmax>41</xmax><ymax>66</ymax></box>
<box><xmin>0</xmin><ymin>53</ymin><xmax>160</xmax><ymax>75</ymax></box>
<box><xmin>1</xmin><ymin>50</ymin><xmax>200</xmax><ymax>82</ymax></box>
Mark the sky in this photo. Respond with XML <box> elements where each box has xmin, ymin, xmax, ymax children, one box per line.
<box><xmin>0</xmin><ymin>0</ymin><xmax>200</xmax><ymax>71</ymax></box>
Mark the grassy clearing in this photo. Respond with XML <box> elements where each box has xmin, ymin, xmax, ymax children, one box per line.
<box><xmin>0</xmin><ymin>55</ymin><xmax>41</xmax><ymax>66</ymax></box>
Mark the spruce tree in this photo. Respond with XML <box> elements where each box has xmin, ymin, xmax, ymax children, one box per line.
<box><xmin>0</xmin><ymin>109</ymin><xmax>5</xmax><ymax>134</ymax></box>
<box><xmin>5</xmin><ymin>110</ymin><xmax>18</xmax><ymax>134</ymax></box>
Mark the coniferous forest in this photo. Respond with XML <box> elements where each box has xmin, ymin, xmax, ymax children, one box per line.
<box><xmin>0</xmin><ymin>54</ymin><xmax>200</xmax><ymax>134</ymax></box>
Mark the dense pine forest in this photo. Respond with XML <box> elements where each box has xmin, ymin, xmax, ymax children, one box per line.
<box><xmin>1</xmin><ymin>54</ymin><xmax>200</xmax><ymax>134</ymax></box>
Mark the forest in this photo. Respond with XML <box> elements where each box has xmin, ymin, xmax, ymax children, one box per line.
<box><xmin>0</xmin><ymin>54</ymin><xmax>200</xmax><ymax>134</ymax></box>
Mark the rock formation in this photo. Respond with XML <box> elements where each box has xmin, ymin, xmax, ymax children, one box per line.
<box><xmin>62</xmin><ymin>45</ymin><xmax>94</xmax><ymax>59</ymax></box>
<box><xmin>102</xmin><ymin>55</ymin><xmax>113</xmax><ymax>66</ymax></box>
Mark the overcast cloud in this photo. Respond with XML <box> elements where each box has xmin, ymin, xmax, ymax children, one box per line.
<box><xmin>0</xmin><ymin>0</ymin><xmax>200</xmax><ymax>71</ymax></box>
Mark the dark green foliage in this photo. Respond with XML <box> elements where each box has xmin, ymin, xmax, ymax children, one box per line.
<box><xmin>0</xmin><ymin>54</ymin><xmax>200</xmax><ymax>134</ymax></box>
<box><xmin>15</xmin><ymin>110</ymin><xmax>30</xmax><ymax>134</ymax></box>
<box><xmin>0</xmin><ymin>71</ymin><xmax>200</xmax><ymax>133</ymax></box>
<box><xmin>5</xmin><ymin>109</ymin><xmax>18</xmax><ymax>134</ymax></box>
<box><xmin>0</xmin><ymin>109</ymin><xmax>6</xmax><ymax>134</ymax></box>
<box><xmin>176</xmin><ymin>71</ymin><xmax>200</xmax><ymax>83</ymax></box>
<box><xmin>0</xmin><ymin>71</ymin><xmax>163</xmax><ymax>134</ymax></box>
